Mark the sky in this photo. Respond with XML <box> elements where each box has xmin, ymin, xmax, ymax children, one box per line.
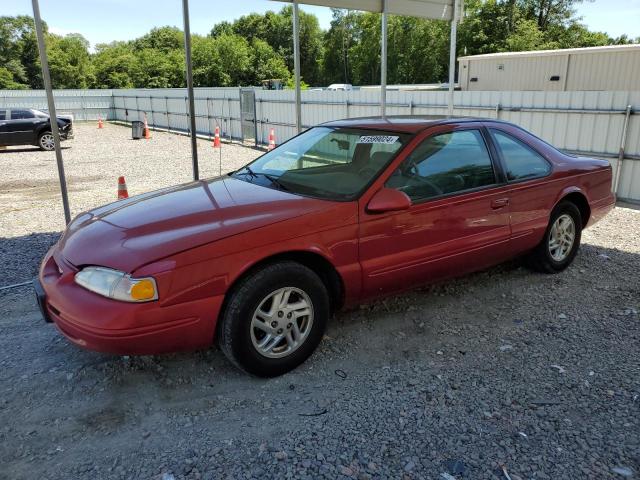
<box><xmin>2</xmin><ymin>0</ymin><xmax>639</xmax><ymax>50</ymax></box>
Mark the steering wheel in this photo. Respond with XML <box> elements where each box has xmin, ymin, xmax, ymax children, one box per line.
<box><xmin>398</xmin><ymin>164</ymin><xmax>444</xmax><ymax>196</ymax></box>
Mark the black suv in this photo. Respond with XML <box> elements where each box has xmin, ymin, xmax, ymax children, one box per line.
<box><xmin>0</xmin><ymin>108</ymin><xmax>74</xmax><ymax>151</ymax></box>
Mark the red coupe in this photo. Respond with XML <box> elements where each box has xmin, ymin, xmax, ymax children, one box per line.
<box><xmin>36</xmin><ymin>117</ymin><xmax>615</xmax><ymax>376</ymax></box>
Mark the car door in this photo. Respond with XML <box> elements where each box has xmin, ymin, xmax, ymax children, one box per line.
<box><xmin>6</xmin><ymin>109</ymin><xmax>38</xmax><ymax>145</ymax></box>
<box><xmin>0</xmin><ymin>109</ymin><xmax>9</xmax><ymax>145</ymax></box>
<box><xmin>358</xmin><ymin>124</ymin><xmax>513</xmax><ymax>299</ymax></box>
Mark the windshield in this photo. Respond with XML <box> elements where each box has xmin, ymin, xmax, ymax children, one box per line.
<box><xmin>232</xmin><ymin>127</ymin><xmax>410</xmax><ymax>201</ymax></box>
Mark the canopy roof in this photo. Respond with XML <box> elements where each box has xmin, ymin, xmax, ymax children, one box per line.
<box><xmin>272</xmin><ymin>0</ymin><xmax>458</xmax><ymax>21</ymax></box>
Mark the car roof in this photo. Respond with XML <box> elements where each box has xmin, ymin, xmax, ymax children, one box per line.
<box><xmin>320</xmin><ymin>115</ymin><xmax>489</xmax><ymax>134</ymax></box>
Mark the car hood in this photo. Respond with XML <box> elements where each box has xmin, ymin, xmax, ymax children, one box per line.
<box><xmin>59</xmin><ymin>176</ymin><xmax>329</xmax><ymax>272</ymax></box>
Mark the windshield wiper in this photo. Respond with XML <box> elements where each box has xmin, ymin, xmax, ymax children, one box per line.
<box><xmin>261</xmin><ymin>172</ymin><xmax>290</xmax><ymax>192</ymax></box>
<box><xmin>235</xmin><ymin>167</ymin><xmax>289</xmax><ymax>192</ymax></box>
<box><xmin>235</xmin><ymin>166</ymin><xmax>258</xmax><ymax>178</ymax></box>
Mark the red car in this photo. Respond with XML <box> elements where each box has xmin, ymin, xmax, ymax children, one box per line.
<box><xmin>35</xmin><ymin>117</ymin><xmax>615</xmax><ymax>376</ymax></box>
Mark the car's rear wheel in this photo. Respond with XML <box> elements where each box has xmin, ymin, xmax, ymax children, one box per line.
<box><xmin>38</xmin><ymin>131</ymin><xmax>55</xmax><ymax>151</ymax></box>
<box><xmin>218</xmin><ymin>261</ymin><xmax>329</xmax><ymax>377</ymax></box>
<box><xmin>526</xmin><ymin>201</ymin><xmax>582</xmax><ymax>273</ymax></box>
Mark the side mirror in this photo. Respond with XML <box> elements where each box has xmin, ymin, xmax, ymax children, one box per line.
<box><xmin>366</xmin><ymin>188</ymin><xmax>411</xmax><ymax>213</ymax></box>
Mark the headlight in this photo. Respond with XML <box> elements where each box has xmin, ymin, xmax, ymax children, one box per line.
<box><xmin>75</xmin><ymin>267</ymin><xmax>158</xmax><ymax>302</ymax></box>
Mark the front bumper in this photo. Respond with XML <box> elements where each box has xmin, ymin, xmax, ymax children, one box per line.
<box><xmin>61</xmin><ymin>129</ymin><xmax>74</xmax><ymax>140</ymax></box>
<box><xmin>37</xmin><ymin>248</ymin><xmax>224</xmax><ymax>355</ymax></box>
<box><xmin>33</xmin><ymin>278</ymin><xmax>52</xmax><ymax>323</ymax></box>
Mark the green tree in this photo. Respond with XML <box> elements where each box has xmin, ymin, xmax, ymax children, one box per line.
<box><xmin>322</xmin><ymin>9</ymin><xmax>358</xmax><ymax>84</ymax></box>
<box><xmin>134</xmin><ymin>26</ymin><xmax>184</xmax><ymax>52</ymax></box>
<box><xmin>214</xmin><ymin>33</ymin><xmax>251</xmax><ymax>85</ymax></box>
<box><xmin>520</xmin><ymin>0</ymin><xmax>590</xmax><ymax>31</ymax></box>
<box><xmin>0</xmin><ymin>67</ymin><xmax>26</xmax><ymax>89</ymax></box>
<box><xmin>192</xmin><ymin>35</ymin><xmax>223</xmax><ymax>87</ymax></box>
<box><xmin>458</xmin><ymin>0</ymin><xmax>517</xmax><ymax>55</ymax></box>
<box><xmin>212</xmin><ymin>6</ymin><xmax>324</xmax><ymax>86</ymax></box>
<box><xmin>0</xmin><ymin>15</ymin><xmax>42</xmax><ymax>88</ymax></box>
<box><xmin>48</xmin><ymin>33</ymin><xmax>93</xmax><ymax>88</ymax></box>
<box><xmin>92</xmin><ymin>42</ymin><xmax>138</xmax><ymax>88</ymax></box>
<box><xmin>506</xmin><ymin>19</ymin><xmax>555</xmax><ymax>50</ymax></box>
<box><xmin>133</xmin><ymin>48</ymin><xmax>185</xmax><ymax>88</ymax></box>
<box><xmin>249</xmin><ymin>38</ymin><xmax>290</xmax><ymax>84</ymax></box>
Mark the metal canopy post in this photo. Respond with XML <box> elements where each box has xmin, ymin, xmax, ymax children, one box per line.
<box><xmin>31</xmin><ymin>0</ymin><xmax>71</xmax><ymax>225</ymax></box>
<box><xmin>293</xmin><ymin>1</ymin><xmax>302</xmax><ymax>133</ymax></box>
<box><xmin>447</xmin><ymin>0</ymin><xmax>460</xmax><ymax>116</ymax></box>
<box><xmin>381</xmin><ymin>0</ymin><xmax>388</xmax><ymax>118</ymax></box>
<box><xmin>182</xmin><ymin>0</ymin><xmax>199</xmax><ymax>181</ymax></box>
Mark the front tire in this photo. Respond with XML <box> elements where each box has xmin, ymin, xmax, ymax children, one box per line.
<box><xmin>527</xmin><ymin>201</ymin><xmax>582</xmax><ymax>273</ymax></box>
<box><xmin>38</xmin><ymin>131</ymin><xmax>55</xmax><ymax>151</ymax></box>
<box><xmin>218</xmin><ymin>261</ymin><xmax>330</xmax><ymax>377</ymax></box>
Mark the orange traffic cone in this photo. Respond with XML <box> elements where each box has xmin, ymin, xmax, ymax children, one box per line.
<box><xmin>143</xmin><ymin>114</ymin><xmax>151</xmax><ymax>140</ymax></box>
<box><xmin>268</xmin><ymin>128</ymin><xmax>276</xmax><ymax>150</ymax></box>
<box><xmin>213</xmin><ymin>126</ymin><xmax>221</xmax><ymax>148</ymax></box>
<box><xmin>98</xmin><ymin>116</ymin><xmax>103</xmax><ymax>129</ymax></box>
<box><xmin>117</xmin><ymin>176</ymin><xmax>129</xmax><ymax>200</ymax></box>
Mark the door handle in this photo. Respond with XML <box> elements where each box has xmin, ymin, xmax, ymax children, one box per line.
<box><xmin>491</xmin><ymin>198</ymin><xmax>510</xmax><ymax>209</ymax></box>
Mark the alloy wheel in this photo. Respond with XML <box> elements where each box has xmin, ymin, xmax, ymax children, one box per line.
<box><xmin>548</xmin><ymin>213</ymin><xmax>576</xmax><ymax>261</ymax></box>
<box><xmin>40</xmin><ymin>133</ymin><xmax>55</xmax><ymax>150</ymax></box>
<box><xmin>250</xmin><ymin>287</ymin><xmax>314</xmax><ymax>359</ymax></box>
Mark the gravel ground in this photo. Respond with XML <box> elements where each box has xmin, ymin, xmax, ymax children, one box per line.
<box><xmin>0</xmin><ymin>124</ymin><xmax>639</xmax><ymax>479</ymax></box>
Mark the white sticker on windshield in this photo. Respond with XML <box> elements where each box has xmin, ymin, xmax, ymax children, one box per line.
<box><xmin>358</xmin><ymin>135</ymin><xmax>399</xmax><ymax>144</ymax></box>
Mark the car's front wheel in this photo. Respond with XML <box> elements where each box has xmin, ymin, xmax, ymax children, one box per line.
<box><xmin>527</xmin><ymin>201</ymin><xmax>582</xmax><ymax>273</ymax></box>
<box><xmin>38</xmin><ymin>131</ymin><xmax>55</xmax><ymax>151</ymax></box>
<box><xmin>218</xmin><ymin>261</ymin><xmax>329</xmax><ymax>377</ymax></box>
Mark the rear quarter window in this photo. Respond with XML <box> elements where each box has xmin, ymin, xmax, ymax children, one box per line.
<box><xmin>490</xmin><ymin>129</ymin><xmax>551</xmax><ymax>181</ymax></box>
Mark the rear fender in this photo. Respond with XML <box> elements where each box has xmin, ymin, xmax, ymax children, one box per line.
<box><xmin>554</xmin><ymin>185</ymin><xmax>587</xmax><ymax>206</ymax></box>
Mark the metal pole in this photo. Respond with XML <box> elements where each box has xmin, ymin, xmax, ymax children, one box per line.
<box><xmin>206</xmin><ymin>98</ymin><xmax>212</xmax><ymax>139</ymax></box>
<box><xmin>447</xmin><ymin>0</ymin><xmax>459</xmax><ymax>116</ymax></box>
<box><xmin>182</xmin><ymin>0</ymin><xmax>199</xmax><ymax>181</ymax></box>
<box><xmin>31</xmin><ymin>0</ymin><xmax>71</xmax><ymax>224</ymax></box>
<box><xmin>293</xmin><ymin>1</ymin><xmax>302</xmax><ymax>133</ymax></box>
<box><xmin>165</xmin><ymin>96</ymin><xmax>170</xmax><ymax>132</ymax></box>
<box><xmin>381</xmin><ymin>0</ymin><xmax>388</xmax><ymax>118</ymax></box>
<box><xmin>613</xmin><ymin>105</ymin><xmax>632</xmax><ymax>197</ymax></box>
<box><xmin>149</xmin><ymin>96</ymin><xmax>155</xmax><ymax>131</ymax></box>
<box><xmin>227</xmin><ymin>95</ymin><xmax>231</xmax><ymax>141</ymax></box>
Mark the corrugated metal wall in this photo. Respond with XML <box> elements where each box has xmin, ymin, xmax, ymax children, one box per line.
<box><xmin>460</xmin><ymin>55</ymin><xmax>569</xmax><ymax>91</ymax></box>
<box><xmin>111</xmin><ymin>88</ymin><xmax>243</xmax><ymax>139</ymax></box>
<box><xmin>1</xmin><ymin>88</ymin><xmax>638</xmax><ymax>202</ymax></box>
<box><xmin>0</xmin><ymin>89</ymin><xmax>113</xmax><ymax>120</ymax></box>
<box><xmin>460</xmin><ymin>48</ymin><xmax>640</xmax><ymax>92</ymax></box>
<box><xmin>567</xmin><ymin>50</ymin><xmax>640</xmax><ymax>91</ymax></box>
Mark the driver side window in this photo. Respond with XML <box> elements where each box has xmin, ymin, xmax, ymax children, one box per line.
<box><xmin>386</xmin><ymin>129</ymin><xmax>496</xmax><ymax>202</ymax></box>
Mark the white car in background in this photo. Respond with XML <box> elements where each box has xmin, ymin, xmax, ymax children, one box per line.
<box><xmin>327</xmin><ymin>83</ymin><xmax>353</xmax><ymax>91</ymax></box>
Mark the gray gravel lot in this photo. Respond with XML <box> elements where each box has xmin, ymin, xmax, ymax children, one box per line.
<box><xmin>0</xmin><ymin>124</ymin><xmax>639</xmax><ymax>480</ymax></box>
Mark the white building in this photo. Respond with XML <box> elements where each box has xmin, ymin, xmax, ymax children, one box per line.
<box><xmin>458</xmin><ymin>44</ymin><xmax>640</xmax><ymax>91</ymax></box>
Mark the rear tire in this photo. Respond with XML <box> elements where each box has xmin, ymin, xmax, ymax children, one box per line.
<box><xmin>218</xmin><ymin>261</ymin><xmax>329</xmax><ymax>377</ymax></box>
<box><xmin>526</xmin><ymin>201</ymin><xmax>582</xmax><ymax>273</ymax></box>
<box><xmin>38</xmin><ymin>131</ymin><xmax>55</xmax><ymax>151</ymax></box>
